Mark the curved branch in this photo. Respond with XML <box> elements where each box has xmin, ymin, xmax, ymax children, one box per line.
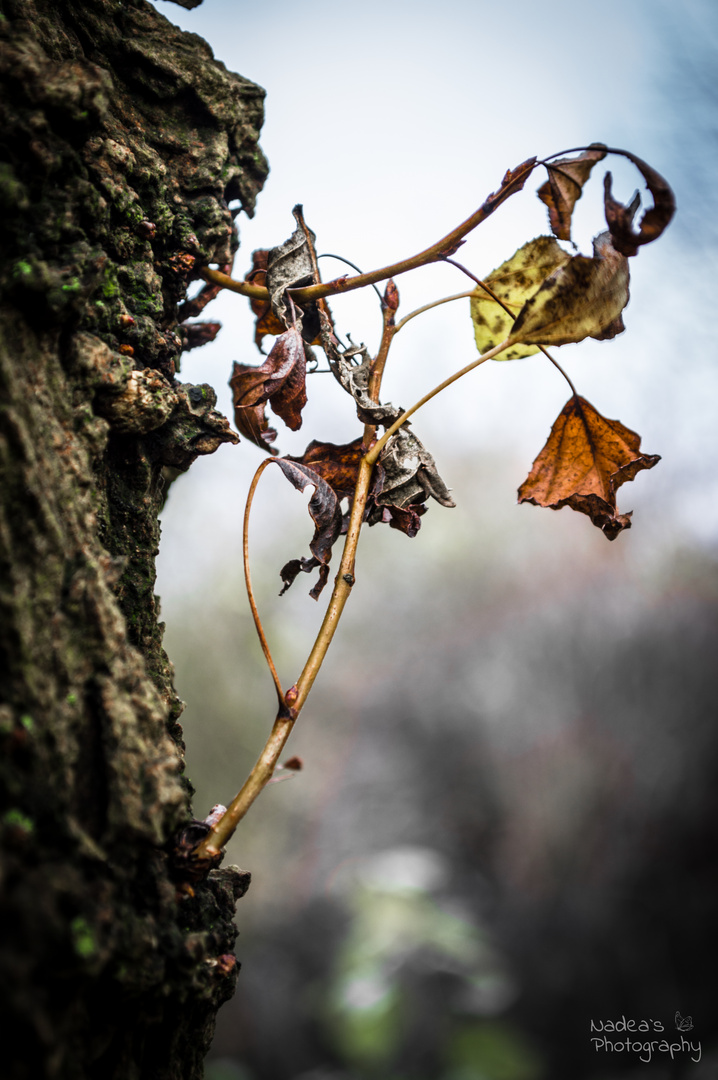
<box><xmin>197</xmin><ymin>156</ymin><xmax>540</xmax><ymax>307</ymax></box>
<box><xmin>243</xmin><ymin>458</ymin><xmax>285</xmax><ymax>707</ymax></box>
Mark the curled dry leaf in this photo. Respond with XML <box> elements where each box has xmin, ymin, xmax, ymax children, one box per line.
<box><xmin>272</xmin><ymin>457</ymin><xmax>344</xmax><ymax>600</ymax></box>
<box><xmin>518</xmin><ymin>395</ymin><xmax>660</xmax><ymax>539</ymax></box>
<box><xmin>375</xmin><ymin>428</ymin><xmax>455</xmax><ymax>511</ymax></box>
<box><xmin>509</xmin><ymin>231</ymin><xmax>630</xmax><ymax>347</ymax></box>
<box><xmin>538</xmin><ymin>144</ymin><xmax>607</xmax><ymax>242</ymax></box>
<box><xmin>275</xmin><ymin>427</ymin><xmax>456</xmax><ymax>595</ymax></box>
<box><xmin>603</xmin><ymin>151</ymin><xmax>675</xmax><ymax>257</ymax></box>
<box><xmin>470</xmin><ymin>236</ymin><xmax>571</xmax><ymax>360</ymax></box>
<box><xmin>265</xmin><ymin>205</ymin><xmax>321</xmax><ymax>341</ymax></box>
<box><xmin>318</xmin><ymin>308</ymin><xmax>403</xmax><ymax>427</ymax></box>
<box><xmin>230</xmin><ymin>326</ymin><xmax>307</xmax><ymax>452</ymax></box>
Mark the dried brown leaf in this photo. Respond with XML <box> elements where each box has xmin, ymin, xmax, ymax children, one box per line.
<box><xmin>264</xmin><ymin>206</ymin><xmax>321</xmax><ymax>343</ymax></box>
<box><xmin>289</xmin><ymin>438</ymin><xmax>365</xmax><ymax>501</ymax></box>
<box><xmin>509</xmin><ymin>232</ymin><xmax>630</xmax><ymax>347</ymax></box>
<box><xmin>229</xmin><ymin>326</ymin><xmax>307</xmax><ymax>451</ymax></box>
<box><xmin>317</xmin><ymin>310</ymin><xmax>402</xmax><ymax>428</ymax></box>
<box><xmin>366</xmin><ymin>501</ymin><xmax>427</xmax><ymax>538</ymax></box>
<box><xmin>273</xmin><ymin>457</ymin><xmax>344</xmax><ymax>599</ymax></box>
<box><xmin>375</xmin><ymin>428</ymin><xmax>455</xmax><ymax>510</ymax></box>
<box><xmin>518</xmin><ymin>395</ymin><xmax>660</xmax><ymax>539</ymax></box>
<box><xmin>603</xmin><ymin>152</ymin><xmax>675</xmax><ymax>256</ymax></box>
<box><xmin>538</xmin><ymin>143</ymin><xmax>607</xmax><ymax>241</ymax></box>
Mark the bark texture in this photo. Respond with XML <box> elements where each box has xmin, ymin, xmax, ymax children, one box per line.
<box><xmin>0</xmin><ymin>1</ymin><xmax>267</xmax><ymax>1076</ymax></box>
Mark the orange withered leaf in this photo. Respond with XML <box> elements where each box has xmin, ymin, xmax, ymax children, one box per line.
<box><xmin>538</xmin><ymin>144</ymin><xmax>607</xmax><ymax>241</ymax></box>
<box><xmin>518</xmin><ymin>396</ymin><xmax>660</xmax><ymax>540</ymax></box>
<box><xmin>289</xmin><ymin>438</ymin><xmax>365</xmax><ymax>501</ymax></box>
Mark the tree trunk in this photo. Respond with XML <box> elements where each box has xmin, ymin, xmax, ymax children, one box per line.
<box><xmin>0</xmin><ymin>1</ymin><xmax>267</xmax><ymax>1076</ymax></box>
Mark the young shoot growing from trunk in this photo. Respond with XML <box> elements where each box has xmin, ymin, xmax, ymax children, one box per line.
<box><xmin>175</xmin><ymin>146</ymin><xmax>675</xmax><ymax>878</ymax></box>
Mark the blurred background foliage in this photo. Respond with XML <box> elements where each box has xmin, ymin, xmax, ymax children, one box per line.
<box><xmin>152</xmin><ymin>0</ymin><xmax>718</xmax><ymax>1076</ymax></box>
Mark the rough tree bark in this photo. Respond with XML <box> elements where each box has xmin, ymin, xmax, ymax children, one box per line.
<box><xmin>0</xmin><ymin>1</ymin><xmax>267</xmax><ymax>1076</ymax></box>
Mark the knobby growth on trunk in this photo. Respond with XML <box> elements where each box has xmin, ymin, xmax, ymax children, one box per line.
<box><xmin>0</xmin><ymin>1</ymin><xmax>266</xmax><ymax>1076</ymax></box>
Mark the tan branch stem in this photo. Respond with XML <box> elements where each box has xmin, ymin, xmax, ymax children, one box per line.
<box><xmin>199</xmin><ymin>266</ymin><xmax>267</xmax><ymax>300</ymax></box>
<box><xmin>243</xmin><ymin>458</ymin><xmax>285</xmax><ymax>707</ymax></box>
<box><xmin>194</xmin><ymin>453</ymin><xmax>378</xmax><ymax>859</ymax></box>
<box><xmin>197</xmin><ymin>157</ymin><xmax>539</xmax><ymax>308</ymax></box>
<box><xmin>443</xmin><ymin>259</ymin><xmax>579</xmax><ymax>398</ymax></box>
<box><xmin>196</xmin><ymin>712</ymin><xmax>296</xmax><ymax>856</ymax></box>
<box><xmin>193</xmin><ymin>294</ymin><xmax>398</xmax><ymax>861</ymax></box>
<box><xmin>393</xmin><ymin>291</ymin><xmax>476</xmax><ymax>333</ymax></box>
<box><xmin>365</xmin><ymin>338</ymin><xmax>511</xmax><ymax>466</ymax></box>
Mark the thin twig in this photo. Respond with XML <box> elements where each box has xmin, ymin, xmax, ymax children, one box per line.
<box><xmin>196</xmin><ymin>710</ymin><xmax>296</xmax><ymax>856</ymax></box>
<box><xmin>318</xmin><ymin>254</ymin><xmax>384</xmax><ymax>307</ymax></box>
<box><xmin>243</xmin><ymin>459</ymin><xmax>286</xmax><ymax>708</ymax></box>
<box><xmin>542</xmin><ymin>352</ymin><xmax>578</xmax><ymax>397</ymax></box>
<box><xmin>199</xmin><ymin>266</ymin><xmax>266</xmax><ymax>300</ymax></box>
<box><xmin>393</xmin><ymin>291</ymin><xmax>476</xmax><ymax>333</ymax></box>
<box><xmin>198</xmin><ymin>157</ymin><xmax>539</xmax><ymax>307</ymax></box>
<box><xmin>442</xmin><ymin>257</ymin><xmax>578</xmax><ymax>397</ymax></box>
<box><xmin>366</xmin><ymin>338</ymin><xmax>512</xmax><ymax>466</ymax></box>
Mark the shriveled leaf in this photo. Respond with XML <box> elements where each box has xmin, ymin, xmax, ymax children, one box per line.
<box><xmin>268</xmin><ymin>331</ymin><xmax>308</xmax><ymax>431</ymax></box>
<box><xmin>318</xmin><ymin>308</ymin><xmax>404</xmax><ymax>427</ymax></box>
<box><xmin>603</xmin><ymin>152</ymin><xmax>675</xmax><ymax>256</ymax></box>
<box><xmin>367</xmin><ymin>501</ymin><xmax>427</xmax><ymax>537</ymax></box>
<box><xmin>230</xmin><ymin>326</ymin><xmax>307</xmax><ymax>451</ymax></box>
<box><xmin>538</xmin><ymin>144</ymin><xmax>607</xmax><ymax>241</ymax></box>
<box><xmin>273</xmin><ymin>457</ymin><xmax>344</xmax><ymax>599</ymax></box>
<box><xmin>518</xmin><ymin>395</ymin><xmax>660</xmax><ymax>539</ymax></box>
<box><xmin>470</xmin><ymin>236</ymin><xmax>570</xmax><ymax>360</ymax></box>
<box><xmin>265</xmin><ymin>205</ymin><xmax>321</xmax><ymax>342</ymax></box>
<box><xmin>375</xmin><ymin>428</ymin><xmax>455</xmax><ymax>510</ymax></box>
<box><xmin>279</xmin><ymin>555</ymin><xmax>329</xmax><ymax>601</ymax></box>
<box><xmin>509</xmin><ymin>231</ymin><xmax>629</xmax><ymax>347</ymax></box>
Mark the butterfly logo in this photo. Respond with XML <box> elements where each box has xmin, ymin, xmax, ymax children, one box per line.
<box><xmin>675</xmin><ymin>1011</ymin><xmax>694</xmax><ymax>1032</ymax></box>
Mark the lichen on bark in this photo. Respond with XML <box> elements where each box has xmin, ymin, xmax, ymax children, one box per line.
<box><xmin>0</xmin><ymin>1</ymin><xmax>267</xmax><ymax>1076</ymax></box>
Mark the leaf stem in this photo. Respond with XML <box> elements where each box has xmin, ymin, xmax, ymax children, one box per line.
<box><xmin>393</xmin><ymin>291</ymin><xmax>476</xmax><ymax>333</ymax></box>
<box><xmin>442</xmin><ymin>256</ymin><xmax>578</xmax><ymax>397</ymax></box>
<box><xmin>542</xmin><ymin>352</ymin><xmax>578</xmax><ymax>397</ymax></box>
<box><xmin>366</xmin><ymin>338</ymin><xmax>512</xmax><ymax>465</ymax></box>
<box><xmin>243</xmin><ymin>458</ymin><xmax>286</xmax><ymax>708</ymax></box>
